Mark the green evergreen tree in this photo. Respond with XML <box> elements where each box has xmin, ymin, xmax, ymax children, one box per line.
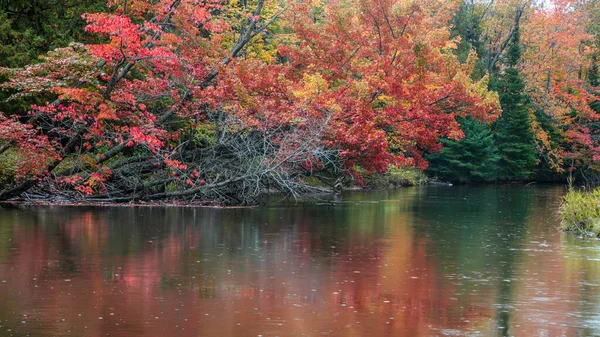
<box><xmin>425</xmin><ymin>1</ymin><xmax>501</xmax><ymax>184</ymax></box>
<box><xmin>0</xmin><ymin>0</ymin><xmax>106</xmax><ymax>67</ymax></box>
<box><xmin>426</xmin><ymin>118</ymin><xmax>500</xmax><ymax>183</ymax></box>
<box><xmin>492</xmin><ymin>30</ymin><xmax>538</xmax><ymax>181</ymax></box>
<box><xmin>0</xmin><ymin>1</ymin><xmax>106</xmax><ymax>116</ymax></box>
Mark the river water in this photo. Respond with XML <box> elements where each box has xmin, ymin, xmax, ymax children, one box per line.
<box><xmin>1</xmin><ymin>185</ymin><xmax>599</xmax><ymax>337</ymax></box>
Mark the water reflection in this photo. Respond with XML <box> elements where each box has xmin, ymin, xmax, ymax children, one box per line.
<box><xmin>0</xmin><ymin>185</ymin><xmax>599</xmax><ymax>336</ymax></box>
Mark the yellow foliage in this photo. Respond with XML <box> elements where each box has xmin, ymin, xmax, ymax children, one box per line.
<box><xmin>294</xmin><ymin>73</ymin><xmax>329</xmax><ymax>100</ymax></box>
<box><xmin>530</xmin><ymin>109</ymin><xmax>564</xmax><ymax>172</ymax></box>
<box><xmin>373</xmin><ymin>94</ymin><xmax>397</xmax><ymax>109</ymax></box>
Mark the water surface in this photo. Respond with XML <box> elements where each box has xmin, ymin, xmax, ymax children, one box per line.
<box><xmin>1</xmin><ymin>185</ymin><xmax>600</xmax><ymax>336</ymax></box>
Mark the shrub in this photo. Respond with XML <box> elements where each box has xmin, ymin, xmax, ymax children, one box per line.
<box><xmin>559</xmin><ymin>187</ymin><xmax>600</xmax><ymax>237</ymax></box>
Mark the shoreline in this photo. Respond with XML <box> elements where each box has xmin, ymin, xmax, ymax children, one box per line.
<box><xmin>0</xmin><ymin>182</ymin><xmax>564</xmax><ymax>209</ymax></box>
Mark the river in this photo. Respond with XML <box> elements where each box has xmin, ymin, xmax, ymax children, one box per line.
<box><xmin>1</xmin><ymin>185</ymin><xmax>599</xmax><ymax>336</ymax></box>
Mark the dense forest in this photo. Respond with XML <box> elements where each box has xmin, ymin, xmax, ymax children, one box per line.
<box><xmin>0</xmin><ymin>0</ymin><xmax>599</xmax><ymax>205</ymax></box>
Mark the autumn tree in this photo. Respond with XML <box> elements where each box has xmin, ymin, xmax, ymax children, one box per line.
<box><xmin>428</xmin><ymin>0</ymin><xmax>529</xmax><ymax>183</ymax></box>
<box><xmin>433</xmin><ymin>0</ymin><xmax>600</xmax><ymax>183</ymax></box>
<box><xmin>278</xmin><ymin>0</ymin><xmax>500</xmax><ymax>175</ymax></box>
<box><xmin>0</xmin><ymin>0</ymin><xmax>501</xmax><ymax>204</ymax></box>
<box><xmin>518</xmin><ymin>0</ymin><xmax>600</xmax><ymax>178</ymax></box>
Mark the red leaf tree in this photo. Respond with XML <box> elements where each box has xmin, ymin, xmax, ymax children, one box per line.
<box><xmin>0</xmin><ymin>0</ymin><xmax>499</xmax><ymax>204</ymax></box>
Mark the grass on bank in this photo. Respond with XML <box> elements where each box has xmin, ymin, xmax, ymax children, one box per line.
<box><xmin>363</xmin><ymin>166</ymin><xmax>428</xmax><ymax>189</ymax></box>
<box><xmin>559</xmin><ymin>186</ymin><xmax>600</xmax><ymax>237</ymax></box>
<box><xmin>301</xmin><ymin>166</ymin><xmax>428</xmax><ymax>191</ymax></box>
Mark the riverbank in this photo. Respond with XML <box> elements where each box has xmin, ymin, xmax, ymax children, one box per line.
<box><xmin>2</xmin><ymin>173</ymin><xmax>564</xmax><ymax>209</ymax></box>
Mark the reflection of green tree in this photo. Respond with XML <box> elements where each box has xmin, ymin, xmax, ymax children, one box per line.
<box><xmin>490</xmin><ymin>188</ymin><xmax>533</xmax><ymax>337</ymax></box>
<box><xmin>411</xmin><ymin>186</ymin><xmax>534</xmax><ymax>335</ymax></box>
<box><xmin>256</xmin><ymin>188</ymin><xmax>423</xmax><ymax>254</ymax></box>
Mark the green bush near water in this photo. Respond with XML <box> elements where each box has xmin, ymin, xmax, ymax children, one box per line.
<box><xmin>363</xmin><ymin>166</ymin><xmax>428</xmax><ymax>189</ymax></box>
<box><xmin>559</xmin><ymin>187</ymin><xmax>600</xmax><ymax>237</ymax></box>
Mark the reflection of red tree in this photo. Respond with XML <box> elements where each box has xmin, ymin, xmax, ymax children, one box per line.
<box><xmin>2</xmin><ymin>209</ymin><xmax>493</xmax><ymax>337</ymax></box>
<box><xmin>320</xmin><ymin>225</ymin><xmax>494</xmax><ymax>337</ymax></box>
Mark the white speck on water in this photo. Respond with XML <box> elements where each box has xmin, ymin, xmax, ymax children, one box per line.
<box><xmin>98</xmin><ymin>317</ymin><xmax>103</xmax><ymax>320</ymax></box>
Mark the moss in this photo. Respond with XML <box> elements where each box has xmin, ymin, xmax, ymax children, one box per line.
<box><xmin>0</xmin><ymin>150</ymin><xmax>19</xmax><ymax>189</ymax></box>
<box><xmin>559</xmin><ymin>187</ymin><xmax>600</xmax><ymax>237</ymax></box>
<box><xmin>53</xmin><ymin>155</ymin><xmax>78</xmax><ymax>173</ymax></box>
<box><xmin>193</xmin><ymin>123</ymin><xmax>218</xmax><ymax>148</ymax></box>
<box><xmin>300</xmin><ymin>176</ymin><xmax>332</xmax><ymax>189</ymax></box>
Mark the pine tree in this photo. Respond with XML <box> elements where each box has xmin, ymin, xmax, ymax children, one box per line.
<box><xmin>426</xmin><ymin>118</ymin><xmax>500</xmax><ymax>183</ymax></box>
<box><xmin>0</xmin><ymin>0</ymin><xmax>106</xmax><ymax>67</ymax></box>
<box><xmin>0</xmin><ymin>1</ymin><xmax>106</xmax><ymax>117</ymax></box>
<box><xmin>425</xmin><ymin>1</ymin><xmax>500</xmax><ymax>184</ymax></box>
<box><xmin>492</xmin><ymin>29</ymin><xmax>538</xmax><ymax>181</ymax></box>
